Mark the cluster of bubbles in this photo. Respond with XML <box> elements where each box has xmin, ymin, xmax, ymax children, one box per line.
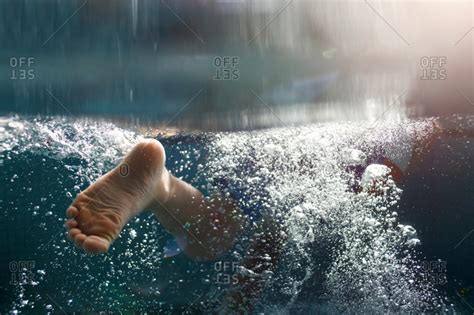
<box><xmin>1</xmin><ymin>116</ymin><xmax>143</xmax><ymax>184</ymax></box>
<box><xmin>204</xmin><ymin>120</ymin><xmax>450</xmax><ymax>313</ymax></box>
<box><xmin>1</xmin><ymin>115</ymin><xmax>451</xmax><ymax>313</ymax></box>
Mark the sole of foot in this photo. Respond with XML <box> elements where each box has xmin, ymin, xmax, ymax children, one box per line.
<box><xmin>65</xmin><ymin>139</ymin><xmax>169</xmax><ymax>254</ymax></box>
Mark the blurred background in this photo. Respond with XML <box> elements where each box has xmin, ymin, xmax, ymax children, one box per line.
<box><xmin>0</xmin><ymin>0</ymin><xmax>472</xmax><ymax>130</ymax></box>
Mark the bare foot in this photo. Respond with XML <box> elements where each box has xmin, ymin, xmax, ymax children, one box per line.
<box><xmin>65</xmin><ymin>139</ymin><xmax>170</xmax><ymax>254</ymax></box>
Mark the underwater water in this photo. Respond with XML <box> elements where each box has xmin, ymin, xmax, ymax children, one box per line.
<box><xmin>1</xmin><ymin>0</ymin><xmax>472</xmax><ymax>313</ymax></box>
<box><xmin>1</xmin><ymin>115</ymin><xmax>473</xmax><ymax>314</ymax></box>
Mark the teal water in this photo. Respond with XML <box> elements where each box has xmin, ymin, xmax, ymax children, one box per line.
<box><xmin>2</xmin><ymin>115</ymin><xmax>473</xmax><ymax>313</ymax></box>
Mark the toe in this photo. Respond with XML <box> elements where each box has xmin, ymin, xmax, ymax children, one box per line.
<box><xmin>67</xmin><ymin>206</ymin><xmax>79</xmax><ymax>218</ymax></box>
<box><xmin>83</xmin><ymin>235</ymin><xmax>111</xmax><ymax>255</ymax></box>
<box><xmin>74</xmin><ymin>233</ymin><xmax>87</xmax><ymax>247</ymax></box>
<box><xmin>65</xmin><ymin>219</ymin><xmax>78</xmax><ymax>229</ymax></box>
<box><xmin>68</xmin><ymin>228</ymin><xmax>81</xmax><ymax>240</ymax></box>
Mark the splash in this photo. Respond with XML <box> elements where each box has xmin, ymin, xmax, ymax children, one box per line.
<box><xmin>204</xmin><ymin>119</ymin><xmax>448</xmax><ymax>313</ymax></box>
<box><xmin>1</xmin><ymin>116</ymin><xmax>144</xmax><ymax>184</ymax></box>
<box><xmin>2</xmin><ymin>115</ymin><xmax>452</xmax><ymax>313</ymax></box>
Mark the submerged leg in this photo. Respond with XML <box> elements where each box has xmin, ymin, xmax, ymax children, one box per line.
<box><xmin>65</xmin><ymin>139</ymin><xmax>245</xmax><ymax>259</ymax></box>
<box><xmin>224</xmin><ymin>220</ymin><xmax>286</xmax><ymax>312</ymax></box>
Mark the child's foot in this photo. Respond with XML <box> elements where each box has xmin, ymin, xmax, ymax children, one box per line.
<box><xmin>65</xmin><ymin>139</ymin><xmax>170</xmax><ymax>254</ymax></box>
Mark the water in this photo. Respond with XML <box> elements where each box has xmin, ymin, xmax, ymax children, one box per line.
<box><xmin>1</xmin><ymin>1</ymin><xmax>471</xmax><ymax>129</ymax></box>
<box><xmin>2</xmin><ymin>115</ymin><xmax>473</xmax><ymax>313</ymax></box>
<box><xmin>1</xmin><ymin>1</ymin><xmax>473</xmax><ymax>313</ymax></box>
